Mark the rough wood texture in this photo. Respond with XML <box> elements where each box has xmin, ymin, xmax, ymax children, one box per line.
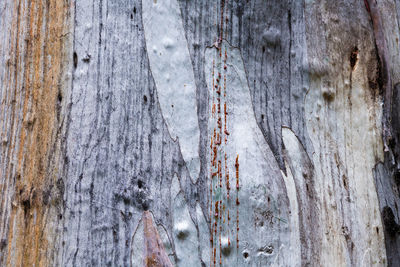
<box><xmin>1</xmin><ymin>0</ymin><xmax>400</xmax><ymax>266</ymax></box>
<box><xmin>0</xmin><ymin>0</ymin><xmax>72</xmax><ymax>266</ymax></box>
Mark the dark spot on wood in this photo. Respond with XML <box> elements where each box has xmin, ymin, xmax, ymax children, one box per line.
<box><xmin>342</xmin><ymin>226</ymin><xmax>350</xmax><ymax>240</ymax></box>
<box><xmin>243</xmin><ymin>251</ymin><xmax>249</xmax><ymax>258</ymax></box>
<box><xmin>138</xmin><ymin>179</ymin><xmax>144</xmax><ymax>188</ymax></box>
<box><xmin>322</xmin><ymin>91</ymin><xmax>334</xmax><ymax>102</ymax></box>
<box><xmin>73</xmin><ymin>52</ymin><xmax>78</xmax><ymax>68</ymax></box>
<box><xmin>21</xmin><ymin>198</ymin><xmax>30</xmax><ymax>214</ymax></box>
<box><xmin>19</xmin><ymin>187</ymin><xmax>32</xmax><ymax>213</ymax></box>
<box><xmin>142</xmin><ymin>201</ymin><xmax>149</xmax><ymax>211</ymax></box>
<box><xmin>0</xmin><ymin>239</ymin><xmax>7</xmax><ymax>250</ymax></box>
<box><xmin>222</xmin><ymin>243</ymin><xmax>231</xmax><ymax>256</ymax></box>
<box><xmin>375</xmin><ymin>51</ymin><xmax>385</xmax><ymax>95</ymax></box>
<box><xmin>393</xmin><ymin>170</ymin><xmax>400</xmax><ymax>187</ymax></box>
<box><xmin>262</xmin><ymin>46</ymin><xmax>265</xmax><ymax>53</ymax></box>
<box><xmin>25</xmin><ymin>117</ymin><xmax>36</xmax><ymax>129</ymax></box>
<box><xmin>259</xmin><ymin>245</ymin><xmax>273</xmax><ymax>254</ymax></box>
<box><xmin>176</xmin><ymin>229</ymin><xmax>188</xmax><ymax>240</ymax></box>
<box><xmin>143</xmin><ymin>95</ymin><xmax>147</xmax><ymax>103</ymax></box>
<box><xmin>350</xmin><ymin>47</ymin><xmax>359</xmax><ymax>70</ymax></box>
<box><xmin>342</xmin><ymin>175</ymin><xmax>348</xmax><ymax>190</ymax></box>
<box><xmin>82</xmin><ymin>54</ymin><xmax>91</xmax><ymax>63</ymax></box>
<box><xmin>368</xmin><ymin>80</ymin><xmax>377</xmax><ymax>91</ymax></box>
<box><xmin>42</xmin><ymin>188</ymin><xmax>51</xmax><ymax>206</ymax></box>
<box><xmin>58</xmin><ymin>92</ymin><xmax>63</xmax><ymax>102</ymax></box>
<box><xmin>59</xmin><ymin>214</ymin><xmax>63</xmax><ymax>220</ymax></box>
<box><xmin>382</xmin><ymin>206</ymin><xmax>400</xmax><ymax>237</ymax></box>
<box><xmin>388</xmin><ymin>137</ymin><xmax>396</xmax><ymax>150</ymax></box>
<box><xmin>121</xmin><ymin>198</ymin><xmax>130</xmax><ymax>206</ymax></box>
<box><xmin>56</xmin><ymin>178</ymin><xmax>65</xmax><ymax>198</ymax></box>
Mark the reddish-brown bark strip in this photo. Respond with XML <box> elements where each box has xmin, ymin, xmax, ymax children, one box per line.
<box><xmin>143</xmin><ymin>211</ymin><xmax>173</xmax><ymax>267</ymax></box>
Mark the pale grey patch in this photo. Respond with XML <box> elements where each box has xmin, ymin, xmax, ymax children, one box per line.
<box><xmin>131</xmin><ymin>219</ymin><xmax>145</xmax><ymax>267</ymax></box>
<box><xmin>280</xmin><ymin>130</ymin><xmax>302</xmax><ymax>266</ymax></box>
<box><xmin>142</xmin><ymin>0</ymin><xmax>200</xmax><ymax>183</ymax></box>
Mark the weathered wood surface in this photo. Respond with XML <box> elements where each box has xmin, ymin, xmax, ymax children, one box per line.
<box><xmin>0</xmin><ymin>0</ymin><xmax>399</xmax><ymax>266</ymax></box>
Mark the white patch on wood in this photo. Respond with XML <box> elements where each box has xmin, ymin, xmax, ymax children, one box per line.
<box><xmin>280</xmin><ymin>127</ymin><xmax>303</xmax><ymax>266</ymax></box>
<box><xmin>305</xmin><ymin>49</ymin><xmax>386</xmax><ymax>266</ymax></box>
<box><xmin>281</xmin><ymin>126</ymin><xmax>317</xmax><ymax>265</ymax></box>
<box><xmin>142</xmin><ymin>0</ymin><xmax>200</xmax><ymax>183</ymax></box>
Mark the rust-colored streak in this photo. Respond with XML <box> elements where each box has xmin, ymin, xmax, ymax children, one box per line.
<box><xmin>235</xmin><ymin>155</ymin><xmax>239</xmax><ymax>190</ymax></box>
<box><xmin>236</xmin><ymin>208</ymin><xmax>239</xmax><ymax>249</ymax></box>
<box><xmin>142</xmin><ymin>211</ymin><xmax>173</xmax><ymax>267</ymax></box>
<box><xmin>1</xmin><ymin>0</ymin><xmax>72</xmax><ymax>266</ymax></box>
<box><xmin>209</xmin><ymin>3</ymin><xmax>238</xmax><ymax>264</ymax></box>
<box><xmin>235</xmin><ymin>155</ymin><xmax>239</xmax><ymax>250</ymax></box>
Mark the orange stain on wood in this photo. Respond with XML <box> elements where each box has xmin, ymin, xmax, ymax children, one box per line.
<box><xmin>1</xmin><ymin>0</ymin><xmax>72</xmax><ymax>266</ymax></box>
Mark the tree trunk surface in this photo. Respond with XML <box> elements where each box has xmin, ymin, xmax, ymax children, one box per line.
<box><xmin>1</xmin><ymin>0</ymin><xmax>400</xmax><ymax>266</ymax></box>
